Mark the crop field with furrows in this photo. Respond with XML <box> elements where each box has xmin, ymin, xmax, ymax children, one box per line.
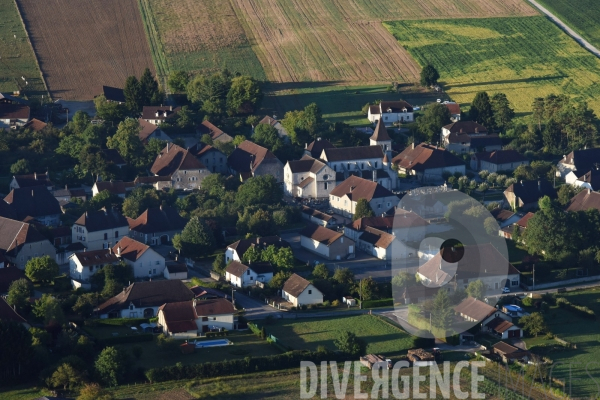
<box><xmin>16</xmin><ymin>0</ymin><xmax>155</xmax><ymax>101</ymax></box>
<box><xmin>141</xmin><ymin>0</ymin><xmax>266</xmax><ymax>80</ymax></box>
<box><xmin>0</xmin><ymin>0</ymin><xmax>45</xmax><ymax>96</ymax></box>
<box><xmin>536</xmin><ymin>0</ymin><xmax>600</xmax><ymax>49</ymax></box>
<box><xmin>385</xmin><ymin>16</ymin><xmax>600</xmax><ymax>113</ymax></box>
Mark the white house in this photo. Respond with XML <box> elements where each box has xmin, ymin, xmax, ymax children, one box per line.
<box><xmin>345</xmin><ymin>210</ymin><xmax>428</xmax><ymax>243</ymax></box>
<box><xmin>0</xmin><ymin>102</ymin><xmax>30</xmax><ymax>129</ymax></box>
<box><xmin>355</xmin><ymin>227</ymin><xmax>416</xmax><ymax>260</ymax></box>
<box><xmin>557</xmin><ymin>148</ymin><xmax>600</xmax><ymax>183</ymax></box>
<box><xmin>163</xmin><ymin>262</ymin><xmax>188</xmax><ymax>280</ymax></box>
<box><xmin>72</xmin><ymin>208</ymin><xmax>129</xmax><ymax>251</ymax></box>
<box><xmin>225</xmin><ymin>261</ymin><xmax>274</xmax><ymax>288</ymax></box>
<box><xmin>455</xmin><ymin>297</ymin><xmax>522</xmax><ymax>339</ymax></box>
<box><xmin>392</xmin><ymin>143</ymin><xmax>465</xmax><ymax>183</ymax></box>
<box><xmin>300</xmin><ymin>224</ymin><xmax>355</xmax><ymax>261</ymax></box>
<box><xmin>157</xmin><ymin>298</ymin><xmax>235</xmax><ymax>336</ymax></box>
<box><xmin>225</xmin><ymin>236</ymin><xmax>290</xmax><ymax>263</ymax></box>
<box><xmin>69</xmin><ymin>249</ymin><xmax>120</xmax><ymax>282</ymax></box>
<box><xmin>284</xmin><ymin>156</ymin><xmax>336</xmax><ymax>199</ymax></box>
<box><xmin>329</xmin><ymin>175</ymin><xmax>399</xmax><ymax>218</ymax></box>
<box><xmin>112</xmin><ymin>237</ymin><xmax>166</xmax><ymax>279</ymax></box>
<box><xmin>301</xmin><ymin>206</ymin><xmax>338</xmax><ymax>228</ymax></box>
<box><xmin>282</xmin><ymin>273</ymin><xmax>323</xmax><ymax>307</ymax></box>
<box><xmin>96</xmin><ymin>280</ymin><xmax>195</xmax><ymax>319</ymax></box>
<box><xmin>470</xmin><ymin>150</ymin><xmax>529</xmax><ymax>172</ymax></box>
<box><xmin>367</xmin><ymin>101</ymin><xmax>414</xmax><ymax>126</ymax></box>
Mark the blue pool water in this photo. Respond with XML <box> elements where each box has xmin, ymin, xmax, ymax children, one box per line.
<box><xmin>194</xmin><ymin>339</ymin><xmax>232</xmax><ymax>348</ymax></box>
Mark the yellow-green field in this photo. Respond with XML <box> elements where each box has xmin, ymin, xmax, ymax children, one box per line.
<box><xmin>385</xmin><ymin>16</ymin><xmax>600</xmax><ymax>113</ymax></box>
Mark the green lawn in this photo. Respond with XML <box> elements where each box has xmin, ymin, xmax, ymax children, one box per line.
<box><xmin>384</xmin><ymin>16</ymin><xmax>600</xmax><ymax>114</ymax></box>
<box><xmin>117</xmin><ymin>331</ymin><xmax>281</xmax><ymax>370</ymax></box>
<box><xmin>0</xmin><ymin>0</ymin><xmax>46</xmax><ymax>96</ymax></box>
<box><xmin>262</xmin><ymin>82</ymin><xmax>444</xmax><ymax>126</ymax></box>
<box><xmin>536</xmin><ymin>0</ymin><xmax>600</xmax><ymax>49</ymax></box>
<box><xmin>523</xmin><ymin>287</ymin><xmax>600</xmax><ymax>398</ymax></box>
<box><xmin>0</xmin><ymin>386</ymin><xmax>51</xmax><ymax>400</ymax></box>
<box><xmin>261</xmin><ymin>314</ymin><xmax>414</xmax><ymax>356</ymax></box>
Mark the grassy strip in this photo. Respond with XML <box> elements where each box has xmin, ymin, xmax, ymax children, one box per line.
<box><xmin>138</xmin><ymin>0</ymin><xmax>170</xmax><ymax>86</ymax></box>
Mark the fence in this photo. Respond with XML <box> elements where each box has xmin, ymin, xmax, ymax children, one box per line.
<box><xmin>523</xmin><ymin>275</ymin><xmax>600</xmax><ymax>290</ymax></box>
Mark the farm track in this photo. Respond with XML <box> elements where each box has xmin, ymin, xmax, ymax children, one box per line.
<box><xmin>16</xmin><ymin>0</ymin><xmax>155</xmax><ymax>101</ymax></box>
<box><xmin>526</xmin><ymin>0</ymin><xmax>600</xmax><ymax>58</ymax></box>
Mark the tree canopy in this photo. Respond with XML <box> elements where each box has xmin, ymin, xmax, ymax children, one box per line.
<box><xmin>25</xmin><ymin>256</ymin><xmax>59</xmax><ymax>283</ymax></box>
<box><xmin>420</xmin><ymin>64</ymin><xmax>440</xmax><ymax>87</ymax></box>
<box><xmin>469</xmin><ymin>92</ymin><xmax>494</xmax><ymax>129</ymax></box>
<box><xmin>173</xmin><ymin>217</ymin><xmax>217</xmax><ymax>259</ymax></box>
<box><xmin>418</xmin><ymin>102</ymin><xmax>451</xmax><ymax>142</ymax></box>
<box><xmin>353</xmin><ymin>198</ymin><xmax>374</xmax><ymax>221</ymax></box>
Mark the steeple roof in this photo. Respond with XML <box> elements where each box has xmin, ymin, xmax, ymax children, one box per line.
<box><xmin>370</xmin><ymin>118</ymin><xmax>391</xmax><ymax>142</ymax></box>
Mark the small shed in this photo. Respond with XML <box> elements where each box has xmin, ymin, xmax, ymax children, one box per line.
<box><xmin>164</xmin><ymin>262</ymin><xmax>188</xmax><ymax>280</ymax></box>
<box><xmin>360</xmin><ymin>354</ymin><xmax>391</xmax><ymax>369</ymax></box>
<box><xmin>407</xmin><ymin>349</ymin><xmax>435</xmax><ymax>365</ymax></box>
<box><xmin>343</xmin><ymin>296</ymin><xmax>356</xmax><ymax>306</ymax></box>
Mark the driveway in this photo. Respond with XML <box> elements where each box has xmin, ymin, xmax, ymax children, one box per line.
<box><xmin>527</xmin><ymin>0</ymin><xmax>600</xmax><ymax>58</ymax></box>
<box><xmin>233</xmin><ymin>292</ymin><xmax>283</xmax><ymax>320</ymax></box>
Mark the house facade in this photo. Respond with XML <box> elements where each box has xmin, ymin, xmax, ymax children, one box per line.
<box><xmin>228</xmin><ymin>140</ymin><xmax>284</xmax><ymax>183</ymax></box>
<box><xmin>72</xmin><ymin>208</ymin><xmax>129</xmax><ymax>251</ymax></box>
<box><xmin>503</xmin><ymin>180</ymin><xmax>557</xmax><ymax>211</ymax></box>
<box><xmin>4</xmin><ymin>186</ymin><xmax>62</xmax><ymax>226</ymax></box>
<box><xmin>284</xmin><ymin>156</ymin><xmax>336</xmax><ymax>199</ymax></box>
<box><xmin>189</xmin><ymin>143</ymin><xmax>228</xmax><ymax>174</ymax></box>
<box><xmin>301</xmin><ymin>206</ymin><xmax>338</xmax><ymax>228</ymax></box>
<box><xmin>0</xmin><ymin>217</ymin><xmax>56</xmax><ymax>270</ymax></box>
<box><xmin>557</xmin><ymin>149</ymin><xmax>600</xmax><ymax>182</ymax></box>
<box><xmin>150</xmin><ymin>143</ymin><xmax>211</xmax><ymax>190</ymax></box>
<box><xmin>329</xmin><ymin>175</ymin><xmax>399</xmax><ymax>218</ymax></box>
<box><xmin>128</xmin><ymin>205</ymin><xmax>188</xmax><ymax>245</ymax></box>
<box><xmin>282</xmin><ymin>273</ymin><xmax>323</xmax><ymax>307</ymax></box>
<box><xmin>300</xmin><ymin>224</ymin><xmax>355</xmax><ymax>261</ymax></box>
<box><xmin>392</xmin><ymin>143</ymin><xmax>465</xmax><ymax>183</ymax></box>
<box><xmin>92</xmin><ymin>181</ymin><xmax>135</xmax><ymax>198</ymax></box>
<box><xmin>470</xmin><ymin>150</ymin><xmax>529</xmax><ymax>172</ymax></box>
<box><xmin>113</xmin><ymin>237</ymin><xmax>166</xmax><ymax>279</ymax></box>
<box><xmin>367</xmin><ymin>101</ymin><xmax>414</xmax><ymax>126</ymax></box>
<box><xmin>157</xmin><ymin>298</ymin><xmax>235</xmax><ymax>336</ymax></box>
<box><xmin>224</xmin><ymin>261</ymin><xmax>274</xmax><ymax>287</ymax></box>
<box><xmin>355</xmin><ymin>227</ymin><xmax>415</xmax><ymax>260</ymax></box>
<box><xmin>0</xmin><ymin>102</ymin><xmax>30</xmax><ymax>129</ymax></box>
<box><xmin>69</xmin><ymin>249</ymin><xmax>120</xmax><ymax>282</ymax></box>
<box><xmin>141</xmin><ymin>105</ymin><xmax>181</xmax><ymax>126</ymax></box>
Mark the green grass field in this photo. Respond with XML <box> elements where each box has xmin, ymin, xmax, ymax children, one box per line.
<box><xmin>262</xmin><ymin>82</ymin><xmax>444</xmax><ymax>126</ymax></box>
<box><xmin>0</xmin><ymin>0</ymin><xmax>45</xmax><ymax>96</ymax></box>
<box><xmin>138</xmin><ymin>0</ymin><xmax>266</xmax><ymax>81</ymax></box>
<box><xmin>523</xmin><ymin>287</ymin><xmax>600</xmax><ymax>398</ymax></box>
<box><xmin>536</xmin><ymin>0</ymin><xmax>600</xmax><ymax>49</ymax></box>
<box><xmin>384</xmin><ymin>16</ymin><xmax>600</xmax><ymax>113</ymax></box>
<box><xmin>263</xmin><ymin>314</ymin><xmax>414</xmax><ymax>356</ymax></box>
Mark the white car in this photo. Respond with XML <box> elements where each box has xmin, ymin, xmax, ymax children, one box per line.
<box><xmin>502</xmin><ymin>287</ymin><xmax>511</xmax><ymax>294</ymax></box>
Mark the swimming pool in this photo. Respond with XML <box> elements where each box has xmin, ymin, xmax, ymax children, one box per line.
<box><xmin>194</xmin><ymin>339</ymin><xmax>232</xmax><ymax>348</ymax></box>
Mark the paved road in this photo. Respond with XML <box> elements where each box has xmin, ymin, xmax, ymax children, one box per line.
<box><xmin>527</xmin><ymin>0</ymin><xmax>600</xmax><ymax>58</ymax></box>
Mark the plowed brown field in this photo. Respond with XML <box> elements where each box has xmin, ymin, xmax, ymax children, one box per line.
<box><xmin>230</xmin><ymin>0</ymin><xmax>538</xmax><ymax>83</ymax></box>
<box><xmin>17</xmin><ymin>0</ymin><xmax>155</xmax><ymax>100</ymax></box>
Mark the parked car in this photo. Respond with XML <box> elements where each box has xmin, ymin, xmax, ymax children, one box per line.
<box><xmin>502</xmin><ymin>287</ymin><xmax>511</xmax><ymax>294</ymax></box>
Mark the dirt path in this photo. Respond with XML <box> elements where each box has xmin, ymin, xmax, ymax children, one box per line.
<box><xmin>527</xmin><ymin>0</ymin><xmax>600</xmax><ymax>58</ymax></box>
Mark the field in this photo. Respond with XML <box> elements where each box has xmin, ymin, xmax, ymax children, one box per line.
<box><xmin>536</xmin><ymin>0</ymin><xmax>600</xmax><ymax>49</ymax></box>
<box><xmin>523</xmin><ymin>287</ymin><xmax>600</xmax><ymax>399</ymax></box>
<box><xmin>384</xmin><ymin>16</ymin><xmax>600</xmax><ymax>113</ymax></box>
<box><xmin>139</xmin><ymin>0</ymin><xmax>535</xmax><ymax>85</ymax></box>
<box><xmin>16</xmin><ymin>0</ymin><xmax>156</xmax><ymax>100</ymax></box>
<box><xmin>262</xmin><ymin>82</ymin><xmax>445</xmax><ymax>126</ymax></box>
<box><xmin>140</xmin><ymin>0</ymin><xmax>266</xmax><ymax>81</ymax></box>
<box><xmin>263</xmin><ymin>314</ymin><xmax>414</xmax><ymax>356</ymax></box>
<box><xmin>0</xmin><ymin>0</ymin><xmax>45</xmax><ymax>95</ymax></box>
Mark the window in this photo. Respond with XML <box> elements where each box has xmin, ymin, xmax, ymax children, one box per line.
<box><xmin>156</xmin><ymin>260</ymin><xmax>160</xmax><ymax>265</ymax></box>
<box><xmin>250</xmin><ymin>276</ymin><xmax>253</xmax><ymax>280</ymax></box>
<box><xmin>149</xmin><ymin>270</ymin><xmax>152</xmax><ymax>275</ymax></box>
<box><xmin>153</xmin><ymin>269</ymin><xmax>156</xmax><ymax>274</ymax></box>
<box><xmin>324</xmin><ymin>182</ymin><xmax>328</xmax><ymax>190</ymax></box>
<box><xmin>512</xmin><ymin>280</ymin><xmax>519</xmax><ymax>287</ymax></box>
<box><xmin>375</xmin><ymin>162</ymin><xmax>378</xmax><ymax>168</ymax></box>
<box><xmin>115</xmin><ymin>231</ymin><xmax>119</xmax><ymax>238</ymax></box>
<box><xmin>308</xmin><ymin>290</ymin><xmax>312</xmax><ymax>294</ymax></box>
<box><xmin>378</xmin><ymin>204</ymin><xmax>381</xmax><ymax>209</ymax></box>
<box><xmin>247</xmin><ymin>270</ymin><xmax>250</xmax><ymax>275</ymax></box>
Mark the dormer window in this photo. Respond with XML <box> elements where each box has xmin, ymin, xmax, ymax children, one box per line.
<box><xmin>386</xmin><ymin>108</ymin><xmax>392</xmax><ymax>113</ymax></box>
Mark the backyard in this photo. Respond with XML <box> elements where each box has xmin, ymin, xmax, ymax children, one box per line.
<box><xmin>261</xmin><ymin>314</ymin><xmax>414</xmax><ymax>356</ymax></box>
<box><xmin>523</xmin><ymin>287</ymin><xmax>600</xmax><ymax>399</ymax></box>
<box><xmin>385</xmin><ymin>16</ymin><xmax>600</xmax><ymax>113</ymax></box>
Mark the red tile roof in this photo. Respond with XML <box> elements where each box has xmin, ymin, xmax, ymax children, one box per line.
<box><xmin>0</xmin><ymin>103</ymin><xmax>30</xmax><ymax>120</ymax></box>
<box><xmin>73</xmin><ymin>249</ymin><xmax>119</xmax><ymax>267</ymax></box>
<box><xmin>97</xmin><ymin>280</ymin><xmax>194</xmax><ymax>314</ymax></box>
<box><xmin>228</xmin><ymin>140</ymin><xmax>281</xmax><ymax>174</ymax></box>
<box><xmin>566</xmin><ymin>189</ymin><xmax>600</xmax><ymax>212</ymax></box>
<box><xmin>475</xmin><ymin>150</ymin><xmax>527</xmax><ymax>165</ymax></box>
<box><xmin>321</xmin><ymin>145</ymin><xmax>384</xmax><ymax>162</ymax></box>
<box><xmin>142</xmin><ymin>106</ymin><xmax>181</xmax><ymax>121</ymax></box>
<box><xmin>113</xmin><ymin>237</ymin><xmax>150</xmax><ymax>262</ymax></box>
<box><xmin>128</xmin><ymin>206</ymin><xmax>187</xmax><ymax>234</ymax></box>
<box><xmin>370</xmin><ymin>118</ymin><xmax>391</xmax><ymax>142</ymax></box>
<box><xmin>282</xmin><ymin>273</ymin><xmax>312</xmax><ymax>297</ymax></box>
<box><xmin>300</xmin><ymin>224</ymin><xmax>344</xmax><ymax>245</ymax></box>
<box><xmin>455</xmin><ymin>297</ymin><xmax>496</xmax><ymax>321</ymax></box>
<box><xmin>305</xmin><ymin>138</ymin><xmax>334</xmax><ymax>158</ymax></box>
<box><xmin>197</xmin><ymin>120</ymin><xmax>232</xmax><ymax>143</ymax></box>
<box><xmin>150</xmin><ymin>143</ymin><xmax>206</xmax><ymax>176</ymax></box>
<box><xmin>0</xmin><ymin>296</ymin><xmax>27</xmax><ymax>323</ymax></box>
<box><xmin>392</xmin><ymin>143</ymin><xmax>464</xmax><ymax>171</ymax></box>
<box><xmin>329</xmin><ymin>175</ymin><xmax>395</xmax><ymax>201</ymax></box>
<box><xmin>445</xmin><ymin>103</ymin><xmax>461</xmax><ymax>115</ymax></box>
<box><xmin>443</xmin><ymin>121</ymin><xmax>487</xmax><ymax>135</ymax></box>
<box><xmin>24</xmin><ymin>118</ymin><xmax>47</xmax><ymax>132</ymax></box>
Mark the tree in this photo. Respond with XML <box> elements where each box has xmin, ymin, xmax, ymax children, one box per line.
<box><xmin>236</xmin><ymin>175</ymin><xmax>283</xmax><ymax>208</ymax></box>
<box><xmin>51</xmin><ymin>363</ymin><xmax>82</xmax><ymax>390</ymax></box>
<box><xmin>106</xmin><ymin>118</ymin><xmax>145</xmax><ymax>166</ymax></box>
<box><xmin>168</xmin><ymin>71</ymin><xmax>189</xmax><ymax>93</ymax></box>
<box><xmin>72</xmin><ymin>293</ymin><xmax>97</xmax><ymax>318</ymax></box>
<box><xmin>357</xmin><ymin>277</ymin><xmax>378</xmax><ymax>301</ymax></box>
<box><xmin>557</xmin><ymin>184</ymin><xmax>583</xmax><ymax>206</ymax></box>
<box><xmin>334</xmin><ymin>331</ymin><xmax>366</xmax><ymax>356</ymax></box>
<box><xmin>478</xmin><ymin>183</ymin><xmax>489</xmax><ymax>201</ymax></box>
<box><xmin>95</xmin><ymin>346</ymin><xmax>129</xmax><ymax>387</ymax></box>
<box><xmin>93</xmin><ymin>95</ymin><xmax>127</xmax><ymax>124</ymax></box>
<box><xmin>490</xmin><ymin>93</ymin><xmax>515</xmax><ymax>130</ymax></box>
<box><xmin>242</xmin><ymin>245</ymin><xmax>262</xmax><ymax>264</ymax></box>
<box><xmin>10</xmin><ymin>159</ymin><xmax>30</xmax><ymax>175</ymax></box>
<box><xmin>312</xmin><ymin>263</ymin><xmax>330</xmax><ymax>280</ymax></box>
<box><xmin>187</xmin><ymin>72</ymin><xmax>231</xmax><ymax>115</ymax></box>
<box><xmin>418</xmin><ymin>102</ymin><xmax>451</xmax><ymax>142</ymax></box>
<box><xmin>32</xmin><ymin>294</ymin><xmax>65</xmax><ymax>326</ymax></box>
<box><xmin>281</xmin><ymin>103</ymin><xmax>324</xmax><ymax>145</ymax></box>
<box><xmin>173</xmin><ymin>217</ymin><xmax>217</xmax><ymax>259</ymax></box>
<box><xmin>123</xmin><ymin>76</ymin><xmax>142</xmax><ymax>113</ymax></box>
<box><xmin>0</xmin><ymin>320</ymin><xmax>35</xmax><ymax>385</ymax></box>
<box><xmin>25</xmin><ymin>256</ymin><xmax>59</xmax><ymax>283</ymax></box>
<box><xmin>139</xmin><ymin>68</ymin><xmax>162</xmax><ymax>106</ymax></box>
<box><xmin>420</xmin><ymin>64</ymin><xmax>440</xmax><ymax>87</ymax></box>
<box><xmin>353</xmin><ymin>198</ymin><xmax>374</xmax><ymax>221</ymax></box>
<box><xmin>333</xmin><ymin>267</ymin><xmax>355</xmax><ymax>286</ymax></box>
<box><xmin>269</xmin><ymin>271</ymin><xmax>292</xmax><ymax>289</ymax></box>
<box><xmin>271</xmin><ymin>247</ymin><xmax>294</xmax><ymax>270</ymax></box>
<box><xmin>466</xmin><ymin>280</ymin><xmax>486</xmax><ymax>301</ymax></box>
<box><xmin>122</xmin><ymin>186</ymin><xmax>161</xmax><ymax>218</ymax></box>
<box><xmin>432</xmin><ymin>289</ymin><xmax>453</xmax><ymax>331</ymax></box>
<box><xmin>391</xmin><ymin>271</ymin><xmax>416</xmax><ymax>289</ymax></box>
<box><xmin>227</xmin><ymin>75</ymin><xmax>263</xmax><ymax>115</ymax></box>
<box><xmin>75</xmin><ymin>335</ymin><xmax>96</xmax><ymax>362</ymax></box>
<box><xmin>253</xmin><ymin>123</ymin><xmax>282</xmax><ymax>151</ymax></box>
<box><xmin>212</xmin><ymin>254</ymin><xmax>226</xmax><ymax>275</ymax></box>
<box><xmin>469</xmin><ymin>92</ymin><xmax>494</xmax><ymax>129</ymax></box>
<box><xmin>77</xmin><ymin>383</ymin><xmax>115</xmax><ymax>400</ymax></box>
<box><xmin>247</xmin><ymin>209</ymin><xmax>278</xmax><ymax>237</ymax></box>
<box><xmin>78</xmin><ymin>144</ymin><xmax>110</xmax><ymax>182</ymax></box>
<box><xmin>484</xmin><ymin>217</ymin><xmax>497</xmax><ymax>236</ymax></box>
<box><xmin>7</xmin><ymin>278</ymin><xmax>32</xmax><ymax>314</ymax></box>
<box><xmin>520</xmin><ymin>312</ymin><xmax>548</xmax><ymax>337</ymax></box>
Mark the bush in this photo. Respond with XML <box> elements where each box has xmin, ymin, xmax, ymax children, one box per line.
<box><xmin>206</xmin><ymin>331</ymin><xmax>228</xmax><ymax>338</ymax></box>
<box><xmin>93</xmin><ymin>318</ymin><xmax>149</xmax><ymax>326</ymax></box>
<box><xmin>332</xmin><ymin>300</ymin><xmax>340</xmax><ymax>307</ymax></box>
<box><xmin>248</xmin><ymin>323</ymin><xmax>261</xmax><ymax>337</ymax></box>
<box><xmin>521</xmin><ymin>297</ymin><xmax>533</xmax><ymax>307</ymax></box>
<box><xmin>323</xmin><ymin>300</ymin><xmax>331</xmax><ymax>307</ymax></box>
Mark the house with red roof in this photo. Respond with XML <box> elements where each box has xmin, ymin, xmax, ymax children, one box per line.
<box><xmin>188</xmin><ymin>142</ymin><xmax>228</xmax><ymax>174</ymax></box>
<box><xmin>471</xmin><ymin>150</ymin><xmax>529</xmax><ymax>172</ymax></box>
<box><xmin>328</xmin><ymin>175</ymin><xmax>399</xmax><ymax>218</ymax></box>
<box><xmin>392</xmin><ymin>143</ymin><xmax>465</xmax><ymax>183</ymax></box>
<box><xmin>227</xmin><ymin>140</ymin><xmax>283</xmax><ymax>183</ymax></box>
<box><xmin>157</xmin><ymin>298</ymin><xmax>235</xmax><ymax>335</ymax></box>
<box><xmin>150</xmin><ymin>143</ymin><xmax>211</xmax><ymax>190</ymax></box>
<box><xmin>367</xmin><ymin>100</ymin><xmax>414</xmax><ymax>125</ymax></box>
<box><xmin>113</xmin><ymin>237</ymin><xmax>165</xmax><ymax>279</ymax></box>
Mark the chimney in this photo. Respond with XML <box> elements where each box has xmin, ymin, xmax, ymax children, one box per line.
<box><xmin>475</xmin><ymin>128</ymin><xmax>479</xmax><ymax>133</ymax></box>
<box><xmin>155</xmin><ymin>111</ymin><xmax>159</xmax><ymax>117</ymax></box>
<box><xmin>305</xmin><ymin>143</ymin><xmax>308</xmax><ymax>149</ymax></box>
<box><xmin>170</xmin><ymin>105</ymin><xmax>173</xmax><ymax>111</ymax></box>
<box><xmin>31</xmin><ymin>189</ymin><xmax>34</xmax><ymax>197</ymax></box>
<box><xmin>411</xmin><ymin>142</ymin><xmax>415</xmax><ymax>150</ymax></box>
<box><xmin>459</xmin><ymin>128</ymin><xmax>463</xmax><ymax>134</ymax></box>
<box><xmin>372</xmin><ymin>169</ymin><xmax>377</xmax><ymax>182</ymax></box>
<box><xmin>117</xmin><ymin>246</ymin><xmax>121</xmax><ymax>256</ymax></box>
<box><xmin>34</xmin><ymin>172</ymin><xmax>37</xmax><ymax>180</ymax></box>
<box><xmin>256</xmin><ymin>237</ymin><xmax>260</xmax><ymax>244</ymax></box>
<box><xmin>160</xmin><ymin>204</ymin><xmax>163</xmax><ymax>211</ymax></box>
<box><xmin>163</xmin><ymin>111</ymin><xmax>168</xmax><ymax>118</ymax></box>
<box><xmin>167</xmin><ymin>143</ymin><xmax>170</xmax><ymax>153</ymax></box>
<box><xmin>193</xmin><ymin>298</ymin><xmax>197</xmax><ymax>308</ymax></box>
<box><xmin>108</xmin><ymin>247</ymin><xmax>112</xmax><ymax>255</ymax></box>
